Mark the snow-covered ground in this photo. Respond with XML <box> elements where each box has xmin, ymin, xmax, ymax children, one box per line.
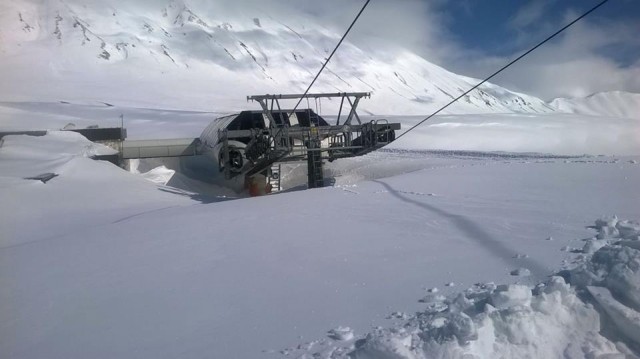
<box><xmin>1</xmin><ymin>128</ymin><xmax>639</xmax><ymax>358</ymax></box>
<box><xmin>2</xmin><ymin>100</ymin><xmax>639</xmax><ymax>156</ymax></box>
<box><xmin>2</xmin><ymin>2</ymin><xmax>639</xmax><ymax>356</ymax></box>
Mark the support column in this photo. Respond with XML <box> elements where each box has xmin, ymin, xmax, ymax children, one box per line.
<box><xmin>307</xmin><ymin>136</ymin><xmax>324</xmax><ymax>189</ymax></box>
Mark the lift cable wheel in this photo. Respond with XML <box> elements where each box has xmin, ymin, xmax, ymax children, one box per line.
<box><xmin>390</xmin><ymin>0</ymin><xmax>612</xmax><ymax>144</ymax></box>
<box><xmin>219</xmin><ymin>94</ymin><xmax>400</xmax><ymax>190</ymax></box>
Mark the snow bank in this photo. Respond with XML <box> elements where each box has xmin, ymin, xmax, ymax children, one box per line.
<box><xmin>0</xmin><ymin>131</ymin><xmax>194</xmax><ymax>247</ymax></box>
<box><xmin>128</xmin><ymin>159</ymin><xmax>176</xmax><ymax>185</ymax></box>
<box><xmin>287</xmin><ymin>218</ymin><xmax>640</xmax><ymax>358</ymax></box>
<box><xmin>0</xmin><ymin>130</ymin><xmax>116</xmax><ymax>160</ymax></box>
<box><xmin>569</xmin><ymin>218</ymin><xmax>640</xmax><ymax>311</ymax></box>
<box><xmin>567</xmin><ymin>218</ymin><xmax>640</xmax><ymax>351</ymax></box>
<box><xmin>139</xmin><ymin>166</ymin><xmax>176</xmax><ymax>185</ymax></box>
<box><xmin>350</xmin><ymin>279</ymin><xmax>621</xmax><ymax>359</ymax></box>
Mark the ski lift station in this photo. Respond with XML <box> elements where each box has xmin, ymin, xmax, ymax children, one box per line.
<box><xmin>0</xmin><ymin>92</ymin><xmax>400</xmax><ymax>196</ymax></box>
<box><xmin>121</xmin><ymin>92</ymin><xmax>401</xmax><ymax>195</ymax></box>
<box><xmin>114</xmin><ymin>92</ymin><xmax>402</xmax><ymax>195</ymax></box>
<box><xmin>197</xmin><ymin>92</ymin><xmax>400</xmax><ymax>194</ymax></box>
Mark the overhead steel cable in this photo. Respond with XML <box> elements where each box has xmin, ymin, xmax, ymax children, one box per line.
<box><xmin>392</xmin><ymin>0</ymin><xmax>611</xmax><ymax>143</ymax></box>
<box><xmin>286</xmin><ymin>0</ymin><xmax>371</xmax><ymax>120</ymax></box>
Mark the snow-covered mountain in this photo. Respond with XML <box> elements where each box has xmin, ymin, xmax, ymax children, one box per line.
<box><xmin>550</xmin><ymin>91</ymin><xmax>640</xmax><ymax>120</ymax></box>
<box><xmin>0</xmin><ymin>0</ymin><xmax>556</xmax><ymax>115</ymax></box>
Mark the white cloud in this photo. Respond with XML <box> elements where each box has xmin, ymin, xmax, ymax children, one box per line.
<box><xmin>508</xmin><ymin>0</ymin><xmax>550</xmax><ymax>29</ymax></box>
<box><xmin>444</xmin><ymin>8</ymin><xmax>640</xmax><ymax>100</ymax></box>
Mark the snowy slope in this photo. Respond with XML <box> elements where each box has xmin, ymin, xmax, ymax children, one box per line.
<box><xmin>0</xmin><ymin>0</ymin><xmax>554</xmax><ymax>115</ymax></box>
<box><xmin>2</xmin><ymin>1</ymin><xmax>640</xmax><ymax>357</ymax></box>
<box><xmin>1</xmin><ymin>132</ymin><xmax>639</xmax><ymax>358</ymax></box>
<box><xmin>550</xmin><ymin>91</ymin><xmax>640</xmax><ymax>119</ymax></box>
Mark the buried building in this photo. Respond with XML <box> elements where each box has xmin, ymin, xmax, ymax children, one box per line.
<box><xmin>198</xmin><ymin>92</ymin><xmax>400</xmax><ymax>195</ymax></box>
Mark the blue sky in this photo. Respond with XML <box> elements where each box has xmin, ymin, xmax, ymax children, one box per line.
<box><xmin>446</xmin><ymin>0</ymin><xmax>639</xmax><ymax>58</ymax></box>
<box><xmin>414</xmin><ymin>0</ymin><xmax>640</xmax><ymax>99</ymax></box>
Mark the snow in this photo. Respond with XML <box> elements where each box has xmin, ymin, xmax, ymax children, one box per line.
<box><xmin>5</xmin><ymin>0</ymin><xmax>637</xmax><ymax>120</ymax></box>
<box><xmin>550</xmin><ymin>91</ymin><xmax>640</xmax><ymax>120</ymax></box>
<box><xmin>1</xmin><ymin>1</ymin><xmax>640</xmax><ymax>357</ymax></box>
<box><xmin>0</xmin><ymin>130</ymin><xmax>116</xmax><ymax>162</ymax></box>
<box><xmin>0</xmin><ymin>132</ymin><xmax>195</xmax><ymax>248</ymax></box>
<box><xmin>328</xmin><ymin>327</ymin><xmax>355</xmax><ymax>341</ymax></box>
<box><xmin>333</xmin><ymin>274</ymin><xmax>621</xmax><ymax>359</ymax></box>
<box><xmin>587</xmin><ymin>286</ymin><xmax>640</xmax><ymax>348</ymax></box>
<box><xmin>1</xmin><ymin>130</ymin><xmax>639</xmax><ymax>358</ymax></box>
<box><xmin>2</xmin><ymin>101</ymin><xmax>639</xmax><ymax>158</ymax></box>
<box><xmin>0</xmin><ymin>0</ymin><xmax>558</xmax><ymax>115</ymax></box>
<box><xmin>509</xmin><ymin>268</ymin><xmax>531</xmax><ymax>277</ymax></box>
<box><xmin>0</xmin><ymin>101</ymin><xmax>221</xmax><ymax>139</ymax></box>
<box><xmin>386</xmin><ymin>113</ymin><xmax>640</xmax><ymax>156</ymax></box>
<box><xmin>286</xmin><ymin>218</ymin><xmax>640</xmax><ymax>359</ymax></box>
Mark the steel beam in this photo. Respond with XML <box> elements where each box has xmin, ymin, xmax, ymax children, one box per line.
<box><xmin>247</xmin><ymin>92</ymin><xmax>370</xmax><ymax>101</ymax></box>
<box><xmin>222</xmin><ymin>123</ymin><xmax>400</xmax><ymax>139</ymax></box>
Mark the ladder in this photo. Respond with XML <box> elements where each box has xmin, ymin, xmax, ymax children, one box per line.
<box><xmin>307</xmin><ymin>145</ymin><xmax>324</xmax><ymax>188</ymax></box>
<box><xmin>306</xmin><ymin>108</ymin><xmax>323</xmax><ymax>188</ymax></box>
<box><xmin>306</xmin><ymin>122</ymin><xmax>324</xmax><ymax>189</ymax></box>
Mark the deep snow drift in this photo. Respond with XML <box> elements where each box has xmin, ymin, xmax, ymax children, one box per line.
<box><xmin>1</xmin><ymin>131</ymin><xmax>639</xmax><ymax>358</ymax></box>
<box><xmin>2</xmin><ymin>3</ymin><xmax>639</xmax><ymax>353</ymax></box>
<box><xmin>2</xmin><ymin>1</ymin><xmax>639</xmax><ymax>357</ymax></box>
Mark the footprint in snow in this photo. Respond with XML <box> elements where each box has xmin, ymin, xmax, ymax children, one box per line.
<box><xmin>327</xmin><ymin>327</ymin><xmax>354</xmax><ymax>341</ymax></box>
<box><xmin>510</xmin><ymin>267</ymin><xmax>531</xmax><ymax>276</ymax></box>
<box><xmin>399</xmin><ymin>190</ymin><xmax>436</xmax><ymax>197</ymax></box>
<box><xmin>340</xmin><ymin>187</ymin><xmax>359</xmax><ymax>194</ymax></box>
<box><xmin>386</xmin><ymin>311</ymin><xmax>410</xmax><ymax>320</ymax></box>
<box><xmin>419</xmin><ymin>294</ymin><xmax>446</xmax><ymax>303</ymax></box>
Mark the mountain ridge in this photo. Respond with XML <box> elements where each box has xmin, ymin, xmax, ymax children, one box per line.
<box><xmin>0</xmin><ymin>0</ymin><xmax>635</xmax><ymax>118</ymax></box>
<box><xmin>551</xmin><ymin>91</ymin><xmax>639</xmax><ymax>119</ymax></box>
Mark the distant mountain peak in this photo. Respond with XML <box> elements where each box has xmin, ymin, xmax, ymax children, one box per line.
<box><xmin>550</xmin><ymin>91</ymin><xmax>640</xmax><ymax>119</ymax></box>
<box><xmin>0</xmin><ymin>0</ymin><xmax>609</xmax><ymax>116</ymax></box>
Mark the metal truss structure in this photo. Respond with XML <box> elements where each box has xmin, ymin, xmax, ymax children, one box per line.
<box><xmin>217</xmin><ymin>92</ymin><xmax>400</xmax><ymax>189</ymax></box>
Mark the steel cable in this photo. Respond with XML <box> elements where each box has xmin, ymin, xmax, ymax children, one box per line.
<box><xmin>392</xmin><ymin>0</ymin><xmax>611</xmax><ymax>143</ymax></box>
